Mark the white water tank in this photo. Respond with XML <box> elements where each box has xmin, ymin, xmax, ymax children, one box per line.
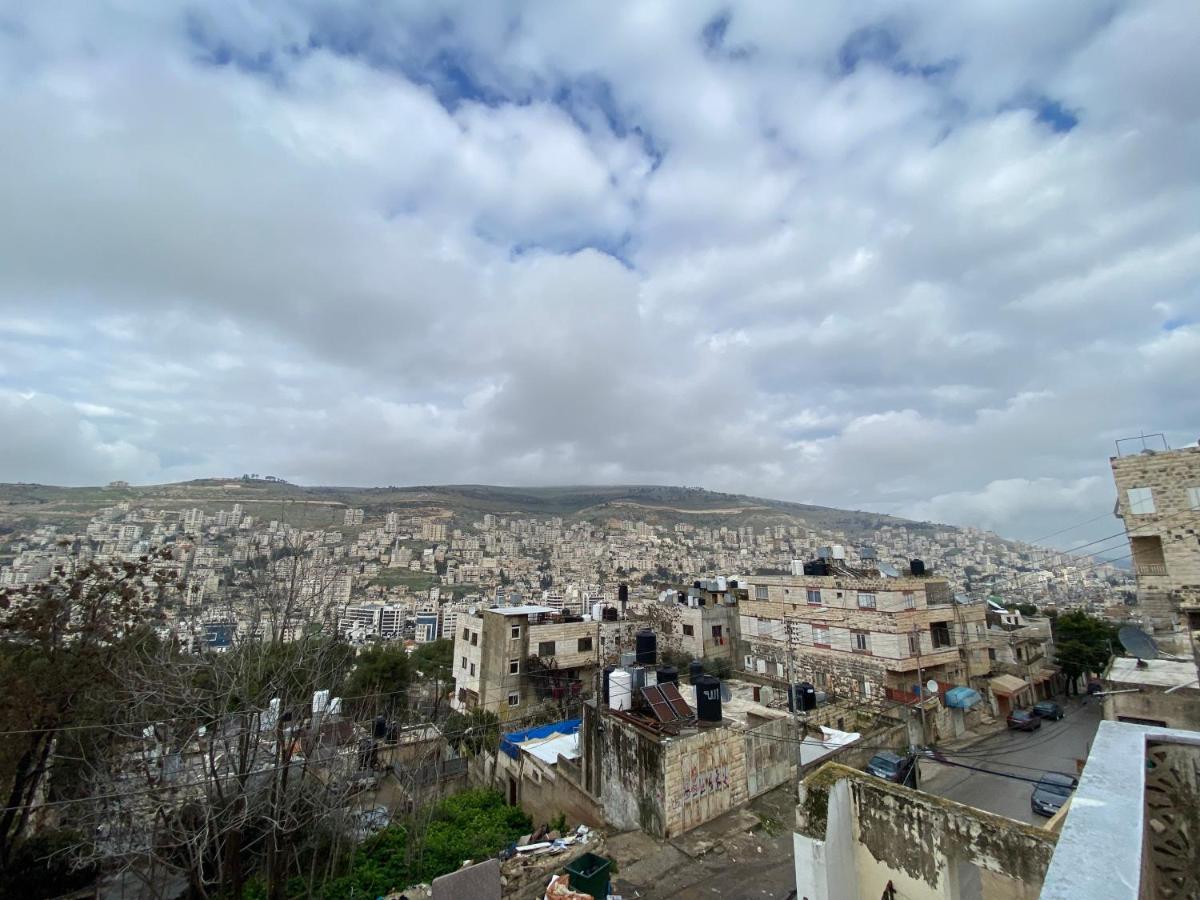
<box><xmin>609</xmin><ymin>669</ymin><xmax>633</xmax><ymax>711</ymax></box>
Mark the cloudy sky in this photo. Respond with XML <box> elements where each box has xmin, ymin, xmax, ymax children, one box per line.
<box><xmin>1</xmin><ymin>1</ymin><xmax>1197</xmax><ymax>548</ymax></box>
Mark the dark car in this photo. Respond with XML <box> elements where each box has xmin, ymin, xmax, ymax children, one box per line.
<box><xmin>866</xmin><ymin>751</ymin><xmax>916</xmax><ymax>785</ymax></box>
<box><xmin>1032</xmin><ymin>700</ymin><xmax>1064</xmax><ymax>721</ymax></box>
<box><xmin>1006</xmin><ymin>709</ymin><xmax>1042</xmax><ymax>731</ymax></box>
<box><xmin>1031</xmin><ymin>772</ymin><xmax>1078</xmax><ymax>817</ymax></box>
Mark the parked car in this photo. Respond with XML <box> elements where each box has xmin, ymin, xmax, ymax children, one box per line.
<box><xmin>866</xmin><ymin>751</ymin><xmax>916</xmax><ymax>785</ymax></box>
<box><xmin>1006</xmin><ymin>709</ymin><xmax>1042</xmax><ymax>731</ymax></box>
<box><xmin>1031</xmin><ymin>772</ymin><xmax>1078</xmax><ymax>817</ymax></box>
<box><xmin>1032</xmin><ymin>700</ymin><xmax>1064</xmax><ymax>721</ymax></box>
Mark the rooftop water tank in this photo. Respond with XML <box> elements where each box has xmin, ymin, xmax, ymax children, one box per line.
<box><xmin>609</xmin><ymin>669</ymin><xmax>632</xmax><ymax>711</ymax></box>
<box><xmin>656</xmin><ymin>665</ymin><xmax>678</xmax><ymax>685</ymax></box>
<box><xmin>694</xmin><ymin>675</ymin><xmax>722</xmax><ymax>723</ymax></box>
<box><xmin>688</xmin><ymin>659</ymin><xmax>705</xmax><ymax>684</ymax></box>
<box><xmin>602</xmin><ymin>665</ymin><xmax>616</xmax><ymax>705</ymax></box>
<box><xmin>635</xmin><ymin>628</ymin><xmax>657</xmax><ymax>665</ymax></box>
<box><xmin>788</xmin><ymin>682</ymin><xmax>817</xmax><ymax>712</ymax></box>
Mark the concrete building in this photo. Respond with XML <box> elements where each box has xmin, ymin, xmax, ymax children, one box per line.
<box><xmin>1110</xmin><ymin>441</ymin><xmax>1200</xmax><ymax>651</ymax></box>
<box><xmin>343</xmin><ymin>508</ymin><xmax>364</xmax><ymax>527</ymax></box>
<box><xmin>1101</xmin><ymin>655</ymin><xmax>1200</xmax><ymax>731</ymax></box>
<box><xmin>737</xmin><ymin>567</ymin><xmax>989</xmax><ymax>713</ymax></box>
<box><xmin>451</xmin><ymin>606</ymin><xmax>599</xmax><ymax>722</ymax></box>
<box><xmin>793</xmin><ymin>762</ymin><xmax>1057</xmax><ymax>900</ymax></box>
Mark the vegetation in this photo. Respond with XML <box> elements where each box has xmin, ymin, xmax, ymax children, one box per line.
<box><xmin>319</xmin><ymin>790</ymin><xmax>529</xmax><ymax>898</ymax></box>
<box><xmin>369</xmin><ymin>568</ymin><xmax>438</xmax><ymax>592</ymax></box>
<box><xmin>1052</xmin><ymin>611</ymin><xmax>1119</xmax><ymax>693</ymax></box>
<box><xmin>443</xmin><ymin>709</ymin><xmax>501</xmax><ymax>757</ymax></box>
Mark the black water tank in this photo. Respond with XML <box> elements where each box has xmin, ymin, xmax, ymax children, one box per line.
<box><xmin>602</xmin><ymin>606</ymin><xmax>619</xmax><ymax>621</ymax></box>
<box><xmin>635</xmin><ymin>628</ymin><xmax>657</xmax><ymax>665</ymax></box>
<box><xmin>910</xmin><ymin>558</ymin><xmax>926</xmax><ymax>576</ymax></box>
<box><xmin>677</xmin><ymin>590</ymin><xmax>687</xmax><ymax>604</ymax></box>
<box><xmin>688</xmin><ymin>659</ymin><xmax>705</xmax><ymax>684</ymax></box>
<box><xmin>803</xmin><ymin>561</ymin><xmax>819</xmax><ymax>576</ymax></box>
<box><xmin>788</xmin><ymin>682</ymin><xmax>817</xmax><ymax>712</ymax></box>
<box><xmin>656</xmin><ymin>666</ymin><xmax>678</xmax><ymax>685</ymax></box>
<box><xmin>693</xmin><ymin>580</ymin><xmax>702</xmax><ymax>589</ymax></box>
<box><xmin>602</xmin><ymin>665</ymin><xmax>615</xmax><ymax>705</ymax></box>
<box><xmin>694</xmin><ymin>675</ymin><xmax>722</xmax><ymax>723</ymax></box>
<box><xmin>373</xmin><ymin>716</ymin><xmax>387</xmax><ymax>739</ymax></box>
<box><xmin>619</xmin><ymin>583</ymin><xmax>629</xmax><ymax>606</ymax></box>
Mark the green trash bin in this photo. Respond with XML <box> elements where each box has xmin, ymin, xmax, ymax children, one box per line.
<box><xmin>564</xmin><ymin>851</ymin><xmax>611</xmax><ymax>899</ymax></box>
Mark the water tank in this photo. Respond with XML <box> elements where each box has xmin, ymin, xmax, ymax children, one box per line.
<box><xmin>618</xmin><ymin>583</ymin><xmax>629</xmax><ymax>607</ymax></box>
<box><xmin>910</xmin><ymin>558</ymin><xmax>926</xmax><ymax>576</ymax></box>
<box><xmin>602</xmin><ymin>665</ymin><xmax>616</xmax><ymax>705</ymax></box>
<box><xmin>591</xmin><ymin>602</ymin><xmax>602</xmax><ymax>621</ymax></box>
<box><xmin>788</xmin><ymin>682</ymin><xmax>817</xmax><ymax>712</ymax></box>
<box><xmin>609</xmin><ymin>670</ymin><xmax>632</xmax><ymax>711</ymax></box>
<box><xmin>656</xmin><ymin>666</ymin><xmax>678</xmax><ymax>685</ymax></box>
<box><xmin>688</xmin><ymin>659</ymin><xmax>705</xmax><ymax>684</ymax></box>
<box><xmin>602</xmin><ymin>607</ymin><xmax>619</xmax><ymax>621</ymax></box>
<box><xmin>620</xmin><ymin>650</ymin><xmax>637</xmax><ymax>667</ymax></box>
<box><xmin>635</xmin><ymin>628</ymin><xmax>657</xmax><ymax>665</ymax></box>
<box><xmin>694</xmin><ymin>675</ymin><xmax>722</xmax><ymax>723</ymax></box>
<box><xmin>628</xmin><ymin>666</ymin><xmax>646</xmax><ymax>694</ymax></box>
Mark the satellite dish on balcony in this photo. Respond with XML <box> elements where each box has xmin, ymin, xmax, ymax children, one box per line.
<box><xmin>1118</xmin><ymin>626</ymin><xmax>1159</xmax><ymax>660</ymax></box>
<box><xmin>926</xmin><ymin>680</ymin><xmax>939</xmax><ymax>695</ymax></box>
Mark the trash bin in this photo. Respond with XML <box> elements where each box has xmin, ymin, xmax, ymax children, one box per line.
<box><xmin>564</xmin><ymin>851</ymin><xmax>611</xmax><ymax>899</ymax></box>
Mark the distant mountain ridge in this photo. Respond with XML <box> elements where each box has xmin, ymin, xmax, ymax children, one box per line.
<box><xmin>0</xmin><ymin>479</ymin><xmax>948</xmax><ymax>541</ymax></box>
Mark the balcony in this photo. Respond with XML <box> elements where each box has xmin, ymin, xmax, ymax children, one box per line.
<box><xmin>1136</xmin><ymin>563</ymin><xmax>1168</xmax><ymax>577</ymax></box>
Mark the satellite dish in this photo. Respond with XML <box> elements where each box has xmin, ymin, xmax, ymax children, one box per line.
<box><xmin>719</xmin><ymin>682</ymin><xmax>732</xmax><ymax>702</ymax></box>
<box><xmin>1119</xmin><ymin>626</ymin><xmax>1160</xmax><ymax>660</ymax></box>
<box><xmin>926</xmin><ymin>680</ymin><xmax>939</xmax><ymax>695</ymax></box>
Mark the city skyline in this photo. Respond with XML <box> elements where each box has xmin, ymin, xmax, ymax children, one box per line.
<box><xmin>1</xmin><ymin>1</ymin><xmax>1197</xmax><ymax>549</ymax></box>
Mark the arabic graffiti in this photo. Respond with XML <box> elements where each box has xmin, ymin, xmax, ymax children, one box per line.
<box><xmin>682</xmin><ymin>764</ymin><xmax>730</xmax><ymax>803</ymax></box>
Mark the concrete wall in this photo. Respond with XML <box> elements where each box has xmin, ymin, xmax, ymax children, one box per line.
<box><xmin>795</xmin><ymin>764</ymin><xmax>1056</xmax><ymax>900</ymax></box>
<box><xmin>1105</xmin><ymin>685</ymin><xmax>1200</xmax><ymax>730</ymax></box>
<box><xmin>662</xmin><ymin>726</ymin><xmax>749</xmax><ymax>837</ymax></box>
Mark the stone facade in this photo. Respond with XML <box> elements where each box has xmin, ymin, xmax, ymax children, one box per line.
<box><xmin>736</xmin><ymin>572</ymin><xmax>987</xmax><ymax>703</ymax></box>
<box><xmin>1111</xmin><ymin>444</ymin><xmax>1200</xmax><ymax>645</ymax></box>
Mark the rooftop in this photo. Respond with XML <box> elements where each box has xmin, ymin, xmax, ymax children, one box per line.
<box><xmin>486</xmin><ymin>605</ymin><xmax>557</xmax><ymax>617</ymax></box>
<box><xmin>1105</xmin><ymin>656</ymin><xmax>1199</xmax><ymax>690</ymax></box>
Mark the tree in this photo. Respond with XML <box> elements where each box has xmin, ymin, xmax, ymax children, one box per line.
<box><xmin>442</xmin><ymin>709</ymin><xmax>499</xmax><ymax>758</ymax></box>
<box><xmin>1052</xmin><ymin>611</ymin><xmax>1118</xmax><ymax>694</ymax></box>
<box><xmin>0</xmin><ymin>550</ymin><xmax>177</xmax><ymax>870</ymax></box>
<box><xmin>344</xmin><ymin>645</ymin><xmax>413</xmax><ymax>718</ymax></box>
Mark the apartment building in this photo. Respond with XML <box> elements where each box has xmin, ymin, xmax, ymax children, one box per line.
<box><xmin>736</xmin><ymin>567</ymin><xmax>987</xmax><ymax>705</ymax></box>
<box><xmin>343</xmin><ymin>508</ymin><xmax>365</xmax><ymax>526</ymax></box>
<box><xmin>451</xmin><ymin>606</ymin><xmax>599</xmax><ymax>722</ymax></box>
<box><xmin>1110</xmin><ymin>441</ymin><xmax>1200</xmax><ymax>651</ymax></box>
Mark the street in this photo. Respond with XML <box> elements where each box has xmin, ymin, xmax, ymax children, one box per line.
<box><xmin>918</xmin><ymin>698</ymin><xmax>1102</xmax><ymax>825</ymax></box>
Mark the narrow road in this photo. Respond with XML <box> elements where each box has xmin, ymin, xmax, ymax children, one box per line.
<box><xmin>918</xmin><ymin>697</ymin><xmax>1102</xmax><ymax>824</ymax></box>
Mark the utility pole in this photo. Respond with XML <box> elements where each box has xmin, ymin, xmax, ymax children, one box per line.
<box><xmin>910</xmin><ymin>624</ymin><xmax>925</xmax><ymax>789</ymax></box>
<box><xmin>785</xmin><ymin>618</ymin><xmax>805</xmax><ymax>788</ymax></box>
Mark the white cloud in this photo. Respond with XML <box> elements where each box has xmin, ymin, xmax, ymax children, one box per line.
<box><xmin>0</xmin><ymin>1</ymin><xmax>1196</xmax><ymax>548</ymax></box>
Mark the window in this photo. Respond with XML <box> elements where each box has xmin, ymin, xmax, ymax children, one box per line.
<box><xmin>538</xmin><ymin>641</ymin><xmax>555</xmax><ymax>657</ymax></box>
<box><xmin>930</xmin><ymin>622</ymin><xmax>953</xmax><ymax>649</ymax></box>
<box><xmin>577</xmin><ymin>636</ymin><xmax>592</xmax><ymax>653</ymax></box>
<box><xmin>509</xmin><ymin>658</ymin><xmax>520</xmax><ymax>674</ymax></box>
<box><xmin>461</xmin><ymin>656</ymin><xmax>467</xmax><ymax>669</ymax></box>
<box><xmin>711</xmin><ymin>625</ymin><xmax>723</xmax><ymax>639</ymax></box>
<box><xmin>507</xmin><ymin>692</ymin><xmax>520</xmax><ymax>708</ymax></box>
<box><xmin>806</xmin><ymin>588</ymin><xmax>821</xmax><ymax>605</ymax></box>
<box><xmin>902</xmin><ymin>591</ymin><xmax>915</xmax><ymax>609</ymax></box>
<box><xmin>988</xmin><ymin>648</ymin><xmax>996</xmax><ymax>662</ymax></box>
<box><xmin>682</xmin><ymin>624</ymin><xmax>695</xmax><ymax>637</ymax></box>
<box><xmin>462</xmin><ymin>627</ymin><xmax>469</xmax><ymax>641</ymax></box>
<box><xmin>1127</xmin><ymin>487</ymin><xmax>1156</xmax><ymax>515</ymax></box>
<box><xmin>1188</xmin><ymin>486</ymin><xmax>1200</xmax><ymax>510</ymax></box>
<box><xmin>471</xmin><ymin>632</ymin><xmax>478</xmax><ymax>646</ymax></box>
<box><xmin>744</xmin><ymin>654</ymin><xmax>753</xmax><ymax>670</ymax></box>
<box><xmin>469</xmin><ymin>662</ymin><xmax>476</xmax><ymax>676</ymax></box>
<box><xmin>510</xmin><ymin>625</ymin><xmax>521</xmax><ymax>639</ymax></box>
<box><xmin>857</xmin><ymin>592</ymin><xmax>876</xmax><ymax>609</ymax></box>
<box><xmin>812</xmin><ymin>625</ymin><xmax>830</xmax><ymax>646</ymax></box>
<box><xmin>907</xmin><ymin>632</ymin><xmax>920</xmax><ymax>656</ymax></box>
<box><xmin>852</xmin><ymin>630</ymin><xmax>870</xmax><ymax>653</ymax></box>
<box><xmin>755</xmin><ymin>585</ymin><xmax>769</xmax><ymax>600</ymax></box>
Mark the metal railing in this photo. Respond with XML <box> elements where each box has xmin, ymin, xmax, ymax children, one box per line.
<box><xmin>1136</xmin><ymin>563</ymin><xmax>1168</xmax><ymax>576</ymax></box>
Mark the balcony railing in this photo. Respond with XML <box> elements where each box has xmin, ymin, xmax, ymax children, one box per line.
<box><xmin>1135</xmin><ymin>563</ymin><xmax>1168</xmax><ymax>576</ymax></box>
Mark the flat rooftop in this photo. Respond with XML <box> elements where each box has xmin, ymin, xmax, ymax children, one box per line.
<box><xmin>485</xmin><ymin>605</ymin><xmax>557</xmax><ymax>616</ymax></box>
<box><xmin>1106</xmin><ymin>656</ymin><xmax>1199</xmax><ymax>689</ymax></box>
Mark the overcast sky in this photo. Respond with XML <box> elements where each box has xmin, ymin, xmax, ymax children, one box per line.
<box><xmin>1</xmin><ymin>2</ymin><xmax>1197</xmax><ymax>549</ymax></box>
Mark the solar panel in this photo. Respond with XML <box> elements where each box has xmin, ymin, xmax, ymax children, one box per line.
<box><xmin>641</xmin><ymin>685</ymin><xmax>676</xmax><ymax>723</ymax></box>
<box><xmin>659</xmin><ymin>682</ymin><xmax>693</xmax><ymax>719</ymax></box>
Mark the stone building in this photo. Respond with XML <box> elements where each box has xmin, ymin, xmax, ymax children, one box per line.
<box><xmin>451</xmin><ymin>605</ymin><xmax>599</xmax><ymax>722</ymax></box>
<box><xmin>1110</xmin><ymin>441</ymin><xmax>1200</xmax><ymax>652</ymax></box>
<box><xmin>1101</xmin><ymin>656</ymin><xmax>1200</xmax><ymax>731</ymax></box>
<box><xmin>736</xmin><ymin>569</ymin><xmax>990</xmax><ymax>710</ymax></box>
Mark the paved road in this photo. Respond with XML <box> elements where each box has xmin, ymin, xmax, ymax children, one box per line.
<box><xmin>918</xmin><ymin>698</ymin><xmax>1102</xmax><ymax>824</ymax></box>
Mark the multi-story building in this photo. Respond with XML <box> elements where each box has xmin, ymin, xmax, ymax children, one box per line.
<box><xmin>343</xmin><ymin>508</ymin><xmax>365</xmax><ymax>527</ymax></box>
<box><xmin>736</xmin><ymin>566</ymin><xmax>988</xmax><ymax>709</ymax></box>
<box><xmin>451</xmin><ymin>606</ymin><xmax>599</xmax><ymax>722</ymax></box>
<box><xmin>1110</xmin><ymin>440</ymin><xmax>1200</xmax><ymax>653</ymax></box>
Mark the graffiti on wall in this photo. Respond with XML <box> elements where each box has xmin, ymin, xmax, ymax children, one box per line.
<box><xmin>682</xmin><ymin>764</ymin><xmax>730</xmax><ymax>803</ymax></box>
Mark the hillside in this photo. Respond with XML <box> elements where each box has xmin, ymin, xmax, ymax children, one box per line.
<box><xmin>0</xmin><ymin>479</ymin><xmax>936</xmax><ymax>539</ymax></box>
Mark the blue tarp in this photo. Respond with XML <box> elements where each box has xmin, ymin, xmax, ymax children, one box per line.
<box><xmin>944</xmin><ymin>686</ymin><xmax>983</xmax><ymax>709</ymax></box>
<box><xmin>499</xmin><ymin>718</ymin><xmax>580</xmax><ymax>760</ymax></box>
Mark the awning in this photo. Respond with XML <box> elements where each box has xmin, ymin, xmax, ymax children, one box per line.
<box><xmin>989</xmin><ymin>674</ymin><xmax>1031</xmax><ymax>697</ymax></box>
<box><xmin>1032</xmin><ymin>667</ymin><xmax>1060</xmax><ymax>683</ymax></box>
